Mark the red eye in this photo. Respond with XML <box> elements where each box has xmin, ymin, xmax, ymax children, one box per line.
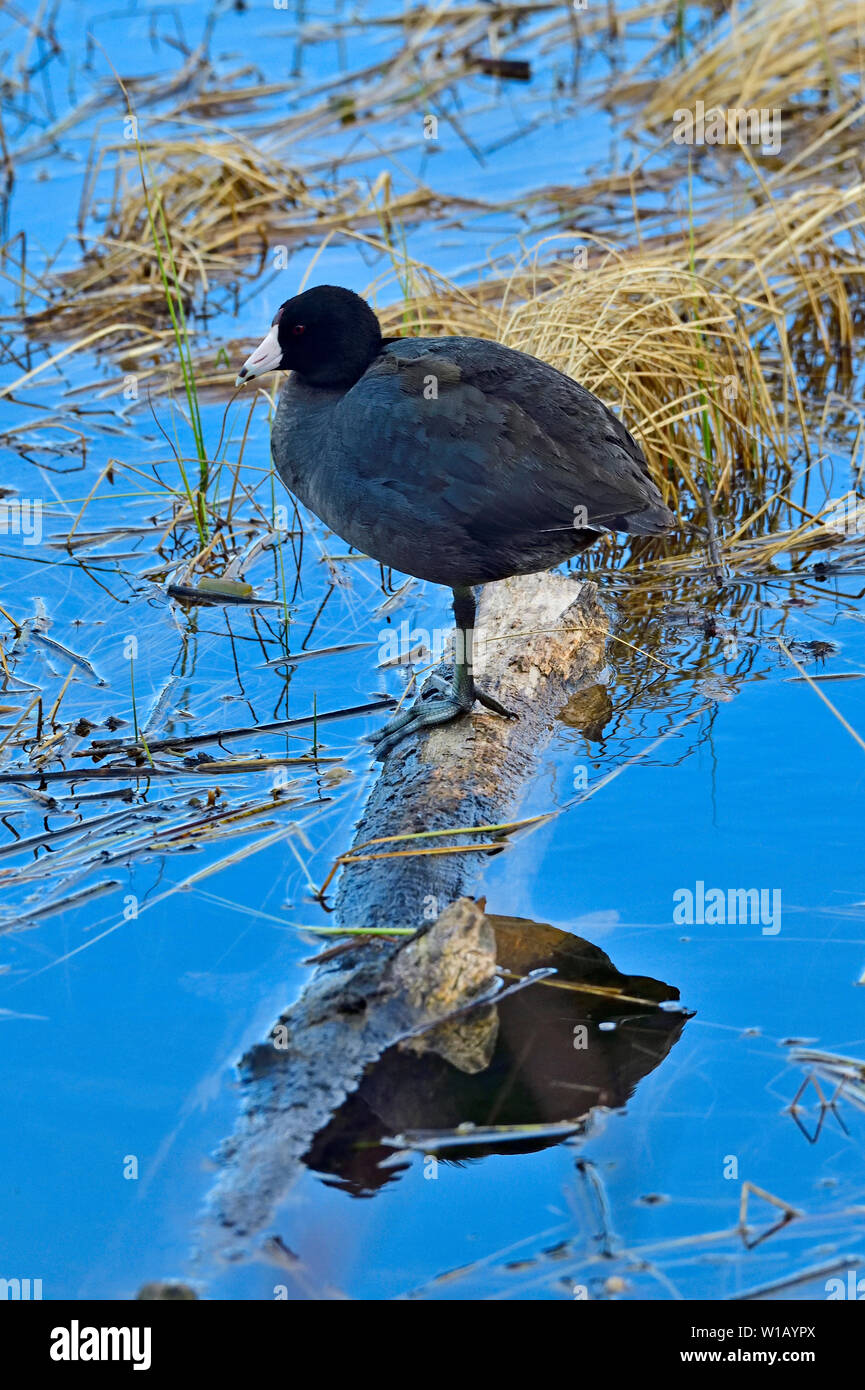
<box><xmin>292</xmin><ymin>324</ymin><xmax>306</xmax><ymax>336</ymax></box>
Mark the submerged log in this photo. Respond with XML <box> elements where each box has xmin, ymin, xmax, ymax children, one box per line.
<box><xmin>202</xmin><ymin>899</ymin><xmax>690</xmax><ymax>1265</ymax></box>
<box><xmin>198</xmin><ymin>573</ymin><xmax>616</xmax><ymax>1265</ymax></box>
<box><xmin>202</xmin><ymin>898</ymin><xmax>500</xmax><ymax>1259</ymax></box>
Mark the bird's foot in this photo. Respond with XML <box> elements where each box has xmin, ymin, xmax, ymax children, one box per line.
<box><xmin>369</xmin><ymin>672</ymin><xmax>516</xmax><ymax>761</ymax></box>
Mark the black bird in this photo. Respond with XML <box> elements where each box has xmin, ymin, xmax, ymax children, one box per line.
<box><xmin>236</xmin><ymin>285</ymin><xmax>672</xmax><ymax>756</ymax></box>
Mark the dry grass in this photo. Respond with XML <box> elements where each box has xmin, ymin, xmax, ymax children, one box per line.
<box><xmin>10</xmin><ymin>0</ymin><xmax>711</xmax><ymax>356</ymax></box>
<box><xmin>625</xmin><ymin>0</ymin><xmax>865</xmax><ymax>131</ymax></box>
<box><xmin>6</xmin><ymin>0</ymin><xmax>865</xmax><ymax>566</ymax></box>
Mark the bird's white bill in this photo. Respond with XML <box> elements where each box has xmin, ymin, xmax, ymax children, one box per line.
<box><xmin>235</xmin><ymin>324</ymin><xmax>282</xmax><ymax>386</ymax></box>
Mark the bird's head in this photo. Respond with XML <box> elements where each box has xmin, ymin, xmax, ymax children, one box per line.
<box><xmin>235</xmin><ymin>285</ymin><xmax>382</xmax><ymax>390</ymax></box>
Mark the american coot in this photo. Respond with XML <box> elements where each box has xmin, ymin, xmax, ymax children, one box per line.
<box><xmin>236</xmin><ymin>285</ymin><xmax>672</xmax><ymax>757</ymax></box>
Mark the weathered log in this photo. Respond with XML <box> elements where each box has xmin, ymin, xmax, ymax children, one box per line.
<box><xmin>201</xmin><ymin>898</ymin><xmax>689</xmax><ymax>1265</ymax></box>
<box><xmin>198</xmin><ymin>573</ymin><xmax>616</xmax><ymax>1267</ymax></box>
<box><xmin>201</xmin><ymin>898</ymin><xmax>502</xmax><ymax>1259</ymax></box>
<box><xmin>334</xmin><ymin>572</ymin><xmax>608</xmax><ymax>929</ymax></box>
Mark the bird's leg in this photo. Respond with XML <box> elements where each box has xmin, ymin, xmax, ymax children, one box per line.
<box><xmin>369</xmin><ymin>585</ymin><xmax>517</xmax><ymax>759</ymax></box>
<box><xmin>452</xmin><ymin>586</ymin><xmax>515</xmax><ymax>717</ymax></box>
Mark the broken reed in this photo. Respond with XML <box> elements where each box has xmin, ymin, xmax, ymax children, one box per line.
<box><xmin>111</xmin><ymin>68</ymin><xmax>210</xmax><ymax>542</ymax></box>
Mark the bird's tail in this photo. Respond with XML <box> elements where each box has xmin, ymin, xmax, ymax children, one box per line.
<box><xmin>622</xmin><ymin>501</ymin><xmax>676</xmax><ymax>536</ymax></box>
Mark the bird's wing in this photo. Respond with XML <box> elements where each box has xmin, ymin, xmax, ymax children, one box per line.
<box><xmin>334</xmin><ymin>338</ymin><xmax>671</xmax><ymax>542</ymax></box>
